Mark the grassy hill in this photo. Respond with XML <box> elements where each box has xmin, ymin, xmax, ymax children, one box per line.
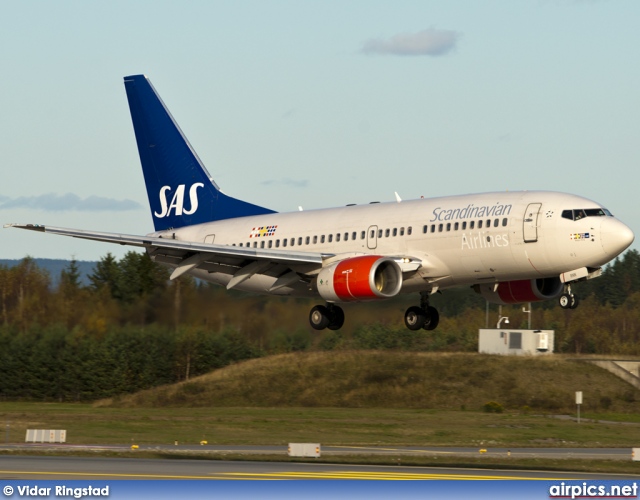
<box><xmin>96</xmin><ymin>351</ymin><xmax>640</xmax><ymax>414</ymax></box>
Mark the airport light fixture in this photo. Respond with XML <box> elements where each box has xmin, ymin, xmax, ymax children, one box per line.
<box><xmin>496</xmin><ymin>316</ymin><xmax>509</xmax><ymax>329</ymax></box>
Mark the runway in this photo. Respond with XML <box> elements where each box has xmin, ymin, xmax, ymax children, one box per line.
<box><xmin>0</xmin><ymin>454</ymin><xmax>636</xmax><ymax>481</ymax></box>
<box><xmin>0</xmin><ymin>445</ymin><xmax>637</xmax><ymax>480</ymax></box>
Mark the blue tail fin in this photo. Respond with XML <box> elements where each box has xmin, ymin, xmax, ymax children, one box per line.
<box><xmin>124</xmin><ymin>74</ymin><xmax>276</xmax><ymax>231</ymax></box>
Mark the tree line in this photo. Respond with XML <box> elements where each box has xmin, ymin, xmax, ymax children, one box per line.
<box><xmin>1</xmin><ymin>249</ymin><xmax>640</xmax><ymax>401</ymax></box>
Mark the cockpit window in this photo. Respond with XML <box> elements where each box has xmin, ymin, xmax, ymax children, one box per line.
<box><xmin>561</xmin><ymin>208</ymin><xmax>612</xmax><ymax>221</ymax></box>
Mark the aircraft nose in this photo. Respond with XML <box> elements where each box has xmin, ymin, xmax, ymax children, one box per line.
<box><xmin>601</xmin><ymin>218</ymin><xmax>634</xmax><ymax>258</ymax></box>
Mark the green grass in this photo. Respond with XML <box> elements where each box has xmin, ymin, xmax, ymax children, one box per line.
<box><xmin>1</xmin><ymin>403</ymin><xmax>640</xmax><ymax>448</ymax></box>
<box><xmin>3</xmin><ymin>352</ymin><xmax>640</xmax><ymax>474</ymax></box>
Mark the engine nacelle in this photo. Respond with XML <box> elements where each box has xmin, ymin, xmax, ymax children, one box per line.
<box><xmin>475</xmin><ymin>277</ymin><xmax>564</xmax><ymax>305</ymax></box>
<box><xmin>317</xmin><ymin>255</ymin><xmax>403</xmax><ymax>302</ymax></box>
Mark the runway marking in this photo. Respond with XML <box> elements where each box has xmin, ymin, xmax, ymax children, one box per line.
<box><xmin>0</xmin><ymin>470</ymin><xmax>581</xmax><ymax>481</ymax></box>
<box><xmin>220</xmin><ymin>471</ymin><xmax>568</xmax><ymax>480</ymax></box>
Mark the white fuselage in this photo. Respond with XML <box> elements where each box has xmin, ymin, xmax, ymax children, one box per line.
<box><xmin>148</xmin><ymin>190</ymin><xmax>633</xmax><ymax>298</ymax></box>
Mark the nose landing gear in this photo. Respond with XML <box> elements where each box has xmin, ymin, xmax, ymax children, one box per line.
<box><xmin>559</xmin><ymin>285</ymin><xmax>580</xmax><ymax>309</ymax></box>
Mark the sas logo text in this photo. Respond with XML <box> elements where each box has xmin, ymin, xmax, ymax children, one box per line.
<box><xmin>154</xmin><ymin>183</ymin><xmax>204</xmax><ymax>218</ymax></box>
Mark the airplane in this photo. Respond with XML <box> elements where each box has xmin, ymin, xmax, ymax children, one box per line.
<box><xmin>6</xmin><ymin>75</ymin><xmax>635</xmax><ymax>331</ymax></box>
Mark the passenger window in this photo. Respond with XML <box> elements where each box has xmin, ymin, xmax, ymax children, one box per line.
<box><xmin>438</xmin><ymin>224</ymin><xmax>443</xmax><ymax>232</ymax></box>
<box><xmin>313</xmin><ymin>236</ymin><xmax>317</xmax><ymax>244</ymax></box>
<box><xmin>446</xmin><ymin>223</ymin><xmax>451</xmax><ymax>232</ymax></box>
<box><xmin>493</xmin><ymin>219</ymin><xmax>499</xmax><ymax>228</ymax></box>
<box><xmin>298</xmin><ymin>237</ymin><xmax>303</xmax><ymax>245</ymax></box>
<box><xmin>454</xmin><ymin>222</ymin><xmax>459</xmax><ymax>231</ymax></box>
<box><xmin>430</xmin><ymin>225</ymin><xmax>435</xmax><ymax>233</ymax></box>
<box><xmin>478</xmin><ymin>220</ymin><xmax>483</xmax><ymax>229</ymax></box>
<box><xmin>336</xmin><ymin>233</ymin><xmax>340</xmax><ymax>242</ymax></box>
<box><xmin>344</xmin><ymin>233</ymin><xmax>348</xmax><ymax>241</ymax></box>
<box><xmin>290</xmin><ymin>238</ymin><xmax>295</xmax><ymax>246</ymax></box>
<box><xmin>378</xmin><ymin>229</ymin><xmax>383</xmax><ymax>238</ymax></box>
<box><xmin>328</xmin><ymin>234</ymin><xmax>333</xmax><ymax>243</ymax></box>
<box><xmin>462</xmin><ymin>221</ymin><xmax>467</xmax><ymax>230</ymax></box>
<box><xmin>276</xmin><ymin>240</ymin><xmax>280</xmax><ymax>248</ymax></box>
<box><xmin>407</xmin><ymin>226</ymin><xmax>412</xmax><ymax>235</ymax></box>
<box><xmin>238</xmin><ymin>243</ymin><xmax>242</xmax><ymax>247</ymax></box>
<box><xmin>400</xmin><ymin>227</ymin><xmax>405</xmax><ymax>236</ymax></box>
<box><xmin>261</xmin><ymin>241</ymin><xmax>265</xmax><ymax>248</ymax></box>
<box><xmin>470</xmin><ymin>221</ymin><xmax>475</xmax><ymax>230</ymax></box>
<box><xmin>423</xmin><ymin>225</ymin><xmax>428</xmax><ymax>234</ymax></box>
<box><xmin>486</xmin><ymin>219</ymin><xmax>491</xmax><ymax>228</ymax></box>
<box><xmin>502</xmin><ymin>218</ymin><xmax>507</xmax><ymax>227</ymax></box>
<box><xmin>354</xmin><ymin>232</ymin><xmax>358</xmax><ymax>240</ymax></box>
<box><xmin>253</xmin><ymin>242</ymin><xmax>257</xmax><ymax>248</ymax></box>
<box><xmin>393</xmin><ymin>228</ymin><xmax>397</xmax><ymax>237</ymax></box>
<box><xmin>306</xmin><ymin>236</ymin><xmax>310</xmax><ymax>245</ymax></box>
<box><xmin>268</xmin><ymin>240</ymin><xmax>273</xmax><ymax>248</ymax></box>
<box><xmin>282</xmin><ymin>239</ymin><xmax>286</xmax><ymax>247</ymax></box>
<box><xmin>385</xmin><ymin>229</ymin><xmax>390</xmax><ymax>237</ymax></box>
<box><xmin>321</xmin><ymin>235</ymin><xmax>325</xmax><ymax>243</ymax></box>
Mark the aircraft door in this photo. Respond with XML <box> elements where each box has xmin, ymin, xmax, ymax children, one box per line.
<box><xmin>367</xmin><ymin>225</ymin><xmax>378</xmax><ymax>249</ymax></box>
<box><xmin>523</xmin><ymin>203</ymin><xmax>541</xmax><ymax>243</ymax></box>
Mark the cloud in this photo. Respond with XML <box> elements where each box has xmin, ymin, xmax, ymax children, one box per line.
<box><xmin>361</xmin><ymin>28</ymin><xmax>460</xmax><ymax>57</ymax></box>
<box><xmin>260</xmin><ymin>178</ymin><xmax>309</xmax><ymax>188</ymax></box>
<box><xmin>0</xmin><ymin>193</ymin><xmax>142</xmax><ymax>212</ymax></box>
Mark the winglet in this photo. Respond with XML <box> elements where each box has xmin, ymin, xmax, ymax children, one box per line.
<box><xmin>4</xmin><ymin>223</ymin><xmax>46</xmax><ymax>232</ymax></box>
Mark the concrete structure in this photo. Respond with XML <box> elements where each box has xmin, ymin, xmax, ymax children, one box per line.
<box><xmin>478</xmin><ymin>329</ymin><xmax>554</xmax><ymax>355</ymax></box>
<box><xmin>25</xmin><ymin>429</ymin><xmax>66</xmax><ymax>443</ymax></box>
<box><xmin>579</xmin><ymin>359</ymin><xmax>640</xmax><ymax>390</ymax></box>
<box><xmin>288</xmin><ymin>443</ymin><xmax>321</xmax><ymax>458</ymax></box>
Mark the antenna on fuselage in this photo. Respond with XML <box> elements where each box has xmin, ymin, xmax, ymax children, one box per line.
<box><xmin>394</xmin><ymin>192</ymin><xmax>402</xmax><ymax>203</ymax></box>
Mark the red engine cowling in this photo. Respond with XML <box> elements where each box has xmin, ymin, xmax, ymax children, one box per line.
<box><xmin>475</xmin><ymin>277</ymin><xmax>563</xmax><ymax>305</ymax></box>
<box><xmin>317</xmin><ymin>255</ymin><xmax>403</xmax><ymax>302</ymax></box>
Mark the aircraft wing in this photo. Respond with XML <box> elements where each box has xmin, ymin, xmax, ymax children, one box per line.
<box><xmin>5</xmin><ymin>223</ymin><xmax>327</xmax><ymax>289</ymax></box>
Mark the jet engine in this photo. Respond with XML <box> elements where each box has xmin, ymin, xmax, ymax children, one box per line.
<box><xmin>317</xmin><ymin>255</ymin><xmax>403</xmax><ymax>302</ymax></box>
<box><xmin>475</xmin><ymin>277</ymin><xmax>563</xmax><ymax>305</ymax></box>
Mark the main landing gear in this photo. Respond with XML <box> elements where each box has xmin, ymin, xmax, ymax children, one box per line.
<box><xmin>404</xmin><ymin>292</ymin><xmax>440</xmax><ymax>331</ymax></box>
<box><xmin>559</xmin><ymin>284</ymin><xmax>580</xmax><ymax>310</ymax></box>
<box><xmin>308</xmin><ymin>292</ymin><xmax>441</xmax><ymax>331</ymax></box>
<box><xmin>309</xmin><ymin>304</ymin><xmax>345</xmax><ymax>331</ymax></box>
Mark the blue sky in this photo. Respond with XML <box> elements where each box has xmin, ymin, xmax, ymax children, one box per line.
<box><xmin>1</xmin><ymin>0</ymin><xmax>638</xmax><ymax>261</ymax></box>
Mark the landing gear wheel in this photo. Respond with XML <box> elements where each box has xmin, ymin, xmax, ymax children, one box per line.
<box><xmin>405</xmin><ymin>306</ymin><xmax>427</xmax><ymax>331</ymax></box>
<box><xmin>569</xmin><ymin>294</ymin><xmax>580</xmax><ymax>309</ymax></box>
<box><xmin>309</xmin><ymin>305</ymin><xmax>331</xmax><ymax>330</ymax></box>
<box><xmin>423</xmin><ymin>306</ymin><xmax>440</xmax><ymax>331</ymax></box>
<box><xmin>327</xmin><ymin>305</ymin><xmax>345</xmax><ymax>330</ymax></box>
<box><xmin>559</xmin><ymin>294</ymin><xmax>572</xmax><ymax>309</ymax></box>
